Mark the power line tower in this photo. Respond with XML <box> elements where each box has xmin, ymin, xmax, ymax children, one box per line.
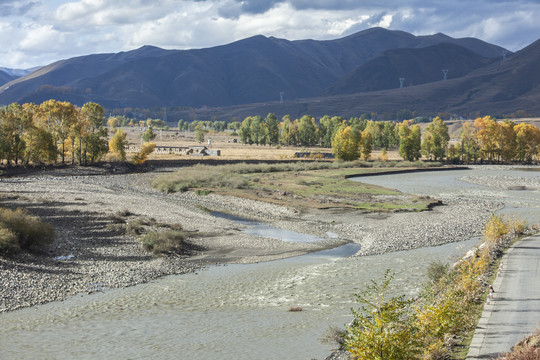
<box><xmin>399</xmin><ymin>77</ymin><xmax>405</xmax><ymax>88</ymax></box>
<box><xmin>442</xmin><ymin>69</ymin><xmax>448</xmax><ymax>81</ymax></box>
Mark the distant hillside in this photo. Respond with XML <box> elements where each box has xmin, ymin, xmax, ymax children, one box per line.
<box><xmin>174</xmin><ymin>37</ymin><xmax>540</xmax><ymax>120</ymax></box>
<box><xmin>0</xmin><ymin>67</ymin><xmax>41</xmax><ymax>86</ymax></box>
<box><xmin>0</xmin><ymin>71</ymin><xmax>16</xmax><ymax>86</ymax></box>
<box><xmin>0</xmin><ymin>27</ymin><xmax>507</xmax><ymax>108</ymax></box>
<box><xmin>325</xmin><ymin>43</ymin><xmax>495</xmax><ymax>95</ymax></box>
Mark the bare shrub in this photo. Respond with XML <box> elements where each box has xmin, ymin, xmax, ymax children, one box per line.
<box><xmin>139</xmin><ymin>230</ymin><xmax>187</xmax><ymax>256</ymax></box>
<box><xmin>321</xmin><ymin>325</ymin><xmax>347</xmax><ymax>349</ymax></box>
<box><xmin>0</xmin><ymin>207</ymin><xmax>54</xmax><ymax>254</ymax></box>
<box><xmin>427</xmin><ymin>260</ymin><xmax>449</xmax><ymax>283</ymax></box>
<box><xmin>0</xmin><ymin>226</ymin><xmax>19</xmax><ymax>255</ymax></box>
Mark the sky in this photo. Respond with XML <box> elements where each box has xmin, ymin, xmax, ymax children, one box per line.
<box><xmin>1</xmin><ymin>0</ymin><xmax>540</xmax><ymax>69</ymax></box>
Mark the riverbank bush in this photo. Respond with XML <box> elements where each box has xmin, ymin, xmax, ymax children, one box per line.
<box><xmin>0</xmin><ymin>207</ymin><xmax>54</xmax><ymax>255</ymax></box>
<box><xmin>344</xmin><ymin>213</ymin><xmax>528</xmax><ymax>359</ymax></box>
<box><xmin>140</xmin><ymin>230</ymin><xmax>188</xmax><ymax>256</ymax></box>
<box><xmin>499</xmin><ymin>328</ymin><xmax>540</xmax><ymax>359</ymax></box>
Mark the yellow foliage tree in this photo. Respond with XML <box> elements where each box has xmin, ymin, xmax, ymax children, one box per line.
<box><xmin>109</xmin><ymin>128</ymin><xmax>128</xmax><ymax>161</ymax></box>
<box><xmin>132</xmin><ymin>142</ymin><xmax>156</xmax><ymax>164</ymax></box>
<box><xmin>331</xmin><ymin>125</ymin><xmax>361</xmax><ymax>161</ymax></box>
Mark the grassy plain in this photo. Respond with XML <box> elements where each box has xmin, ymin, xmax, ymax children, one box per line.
<box><xmin>119</xmin><ymin>127</ymin><xmax>443</xmax><ymax>213</ymax></box>
<box><xmin>152</xmin><ymin>161</ymin><xmax>440</xmax><ymax>212</ymax></box>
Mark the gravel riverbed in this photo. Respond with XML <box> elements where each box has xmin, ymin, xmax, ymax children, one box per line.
<box><xmin>0</xmin><ymin>165</ymin><xmax>514</xmax><ymax>313</ymax></box>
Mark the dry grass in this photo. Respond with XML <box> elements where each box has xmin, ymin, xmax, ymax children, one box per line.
<box><xmin>118</xmin><ymin>127</ymin><xmax>404</xmax><ymax>161</ymax></box>
<box><xmin>152</xmin><ymin>161</ymin><xmax>437</xmax><ymax>212</ymax></box>
<box><xmin>0</xmin><ymin>207</ymin><xmax>54</xmax><ymax>255</ymax></box>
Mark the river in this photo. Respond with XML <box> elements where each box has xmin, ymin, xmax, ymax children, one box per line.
<box><xmin>0</xmin><ymin>166</ymin><xmax>538</xmax><ymax>360</ymax></box>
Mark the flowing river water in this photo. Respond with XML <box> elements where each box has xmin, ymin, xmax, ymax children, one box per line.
<box><xmin>1</xmin><ymin>167</ymin><xmax>538</xmax><ymax>360</ymax></box>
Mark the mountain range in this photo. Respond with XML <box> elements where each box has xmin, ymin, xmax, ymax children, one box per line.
<box><xmin>2</xmin><ymin>27</ymin><xmax>536</xmax><ymax>118</ymax></box>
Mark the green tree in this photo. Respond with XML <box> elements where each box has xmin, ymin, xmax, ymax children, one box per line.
<box><xmin>81</xmin><ymin>102</ymin><xmax>107</xmax><ymax>164</ymax></box>
<box><xmin>0</xmin><ymin>104</ymin><xmax>27</xmax><ymax>165</ymax></box>
<box><xmin>142</xmin><ymin>128</ymin><xmax>157</xmax><ymax>142</ymax></box>
<box><xmin>319</xmin><ymin>115</ymin><xmax>343</xmax><ymax>148</ymax></box>
<box><xmin>264</xmin><ymin>113</ymin><xmax>280</xmax><ymax>146</ymax></box>
<box><xmin>361</xmin><ymin>130</ymin><xmax>373</xmax><ymax>160</ymax></box>
<box><xmin>346</xmin><ymin>270</ymin><xmax>419</xmax><ymax>360</ymax></box>
<box><xmin>421</xmin><ymin>117</ymin><xmax>449</xmax><ymax>161</ymax></box>
<box><xmin>194</xmin><ymin>122</ymin><xmax>207</xmax><ymax>143</ymax></box>
<box><xmin>398</xmin><ymin>121</ymin><xmax>421</xmax><ymax>161</ymax></box>
<box><xmin>250</xmin><ymin>115</ymin><xmax>267</xmax><ymax>145</ymax></box>
<box><xmin>298</xmin><ymin>115</ymin><xmax>318</xmax><ymax>147</ymax></box>
<box><xmin>238</xmin><ymin>116</ymin><xmax>253</xmax><ymax>144</ymax></box>
<box><xmin>459</xmin><ymin>121</ymin><xmax>479</xmax><ymax>163</ymax></box>
<box><xmin>177</xmin><ymin>119</ymin><xmax>186</xmax><ymax>131</ymax></box>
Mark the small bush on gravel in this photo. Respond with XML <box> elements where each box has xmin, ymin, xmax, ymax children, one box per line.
<box><xmin>0</xmin><ymin>207</ymin><xmax>54</xmax><ymax>255</ymax></box>
<box><xmin>116</xmin><ymin>209</ymin><xmax>135</xmax><ymax>217</ymax></box>
<box><xmin>0</xmin><ymin>226</ymin><xmax>19</xmax><ymax>255</ymax></box>
<box><xmin>139</xmin><ymin>230</ymin><xmax>187</xmax><ymax>256</ymax></box>
<box><xmin>126</xmin><ymin>217</ymin><xmax>156</xmax><ymax>236</ymax></box>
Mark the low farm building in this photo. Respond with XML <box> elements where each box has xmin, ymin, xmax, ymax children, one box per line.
<box><xmin>126</xmin><ymin>145</ymin><xmax>220</xmax><ymax>156</ymax></box>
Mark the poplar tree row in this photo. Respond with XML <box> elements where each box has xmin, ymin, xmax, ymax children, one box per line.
<box><xmin>0</xmin><ymin>100</ymin><xmax>108</xmax><ymax>166</ymax></box>
<box><xmin>236</xmin><ymin>113</ymin><xmax>540</xmax><ymax>163</ymax></box>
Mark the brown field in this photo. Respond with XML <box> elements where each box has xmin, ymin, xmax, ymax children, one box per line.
<box><xmin>121</xmin><ymin>127</ymin><xmax>403</xmax><ymax>161</ymax></box>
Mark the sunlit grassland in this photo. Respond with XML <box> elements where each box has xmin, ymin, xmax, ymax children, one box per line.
<box><xmin>153</xmin><ymin>161</ymin><xmax>441</xmax><ymax>212</ymax></box>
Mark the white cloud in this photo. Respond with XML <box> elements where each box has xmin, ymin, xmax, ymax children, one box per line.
<box><xmin>2</xmin><ymin>0</ymin><xmax>540</xmax><ymax>68</ymax></box>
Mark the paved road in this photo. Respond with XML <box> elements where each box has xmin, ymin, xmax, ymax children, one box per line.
<box><xmin>467</xmin><ymin>232</ymin><xmax>540</xmax><ymax>359</ymax></box>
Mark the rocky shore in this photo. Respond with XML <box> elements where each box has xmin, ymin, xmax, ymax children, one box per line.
<box><xmin>0</xmin><ymin>165</ymin><xmax>519</xmax><ymax>313</ymax></box>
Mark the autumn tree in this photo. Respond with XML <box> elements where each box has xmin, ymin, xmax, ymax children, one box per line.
<box><xmin>346</xmin><ymin>270</ymin><xmax>419</xmax><ymax>360</ymax></box>
<box><xmin>474</xmin><ymin>116</ymin><xmax>498</xmax><ymax>161</ymax></box>
<box><xmin>331</xmin><ymin>125</ymin><xmax>361</xmax><ymax>161</ymax></box>
<box><xmin>319</xmin><ymin>115</ymin><xmax>343</xmax><ymax>148</ymax></box>
<box><xmin>132</xmin><ymin>142</ymin><xmax>156</xmax><ymax>164</ymax></box>
<box><xmin>38</xmin><ymin>100</ymin><xmax>77</xmax><ymax>164</ymax></box>
<box><xmin>107</xmin><ymin>117</ymin><xmax>119</xmax><ymax>129</ymax></box>
<box><xmin>496</xmin><ymin>120</ymin><xmax>516</xmax><ymax>162</ymax></box>
<box><xmin>109</xmin><ymin>128</ymin><xmax>128</xmax><ymax>161</ymax></box>
<box><xmin>514</xmin><ymin>123</ymin><xmax>540</xmax><ymax>162</ymax></box>
<box><xmin>361</xmin><ymin>130</ymin><xmax>373</xmax><ymax>160</ymax></box>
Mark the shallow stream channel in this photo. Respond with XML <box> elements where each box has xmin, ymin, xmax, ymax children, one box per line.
<box><xmin>1</xmin><ymin>166</ymin><xmax>538</xmax><ymax>359</ymax></box>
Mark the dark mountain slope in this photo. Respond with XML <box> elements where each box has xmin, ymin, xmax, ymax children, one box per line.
<box><xmin>0</xmin><ymin>46</ymin><xmax>176</xmax><ymax>105</ymax></box>
<box><xmin>0</xmin><ymin>27</ymin><xmax>508</xmax><ymax>108</ymax></box>
<box><xmin>170</xmin><ymin>39</ymin><xmax>540</xmax><ymax>119</ymax></box>
<box><xmin>325</xmin><ymin>43</ymin><xmax>495</xmax><ymax>95</ymax></box>
<box><xmin>0</xmin><ymin>71</ymin><xmax>16</xmax><ymax>86</ymax></box>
